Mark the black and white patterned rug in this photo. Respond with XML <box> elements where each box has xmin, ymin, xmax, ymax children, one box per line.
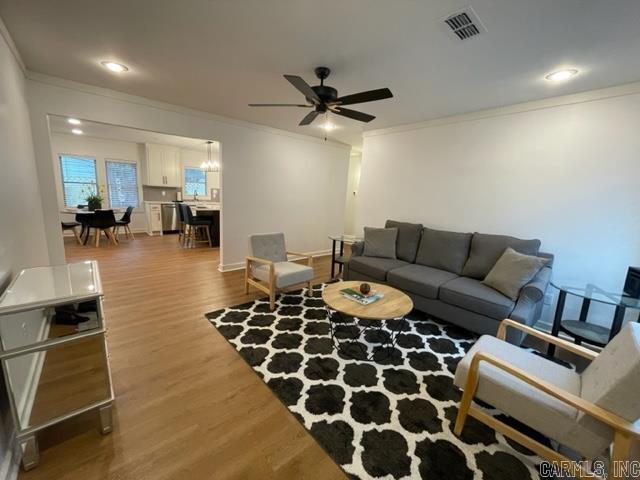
<box><xmin>206</xmin><ymin>283</ymin><xmax>547</xmax><ymax>480</ymax></box>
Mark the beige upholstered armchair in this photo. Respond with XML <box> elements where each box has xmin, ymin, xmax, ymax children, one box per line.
<box><xmin>454</xmin><ymin>319</ymin><xmax>640</xmax><ymax>480</ymax></box>
<box><xmin>245</xmin><ymin>233</ymin><xmax>314</xmax><ymax>311</ymax></box>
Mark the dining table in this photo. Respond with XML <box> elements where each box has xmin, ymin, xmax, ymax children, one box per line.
<box><xmin>60</xmin><ymin>207</ymin><xmax>126</xmax><ymax>245</ymax></box>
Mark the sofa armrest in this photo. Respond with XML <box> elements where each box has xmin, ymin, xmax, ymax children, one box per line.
<box><xmin>350</xmin><ymin>241</ymin><xmax>364</xmax><ymax>257</ymax></box>
<box><xmin>520</xmin><ymin>266</ymin><xmax>552</xmax><ymax>302</ymax></box>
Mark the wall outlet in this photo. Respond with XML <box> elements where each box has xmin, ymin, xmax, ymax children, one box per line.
<box><xmin>161</xmin><ymin>190</ymin><xmax>166</xmax><ymax>196</ymax></box>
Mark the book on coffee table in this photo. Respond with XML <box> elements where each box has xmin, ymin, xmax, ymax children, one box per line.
<box><xmin>339</xmin><ymin>288</ymin><xmax>384</xmax><ymax>305</ymax></box>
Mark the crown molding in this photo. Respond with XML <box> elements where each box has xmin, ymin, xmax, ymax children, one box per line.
<box><xmin>364</xmin><ymin>81</ymin><xmax>640</xmax><ymax>138</ymax></box>
<box><xmin>25</xmin><ymin>71</ymin><xmax>352</xmax><ymax>151</ymax></box>
<box><xmin>0</xmin><ymin>15</ymin><xmax>26</xmax><ymax>74</ymax></box>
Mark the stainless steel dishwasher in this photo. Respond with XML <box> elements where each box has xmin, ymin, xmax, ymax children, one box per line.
<box><xmin>161</xmin><ymin>203</ymin><xmax>180</xmax><ymax>233</ymax></box>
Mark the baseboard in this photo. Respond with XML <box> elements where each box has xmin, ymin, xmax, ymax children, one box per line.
<box><xmin>218</xmin><ymin>249</ymin><xmax>332</xmax><ymax>272</ymax></box>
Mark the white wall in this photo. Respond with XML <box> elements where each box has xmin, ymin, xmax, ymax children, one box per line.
<box><xmin>0</xmin><ymin>22</ymin><xmax>49</xmax><ymax>479</ymax></box>
<box><xmin>358</xmin><ymin>88</ymin><xmax>640</xmax><ymax>325</ymax></box>
<box><xmin>344</xmin><ymin>152</ymin><xmax>362</xmax><ymax>235</ymax></box>
<box><xmin>26</xmin><ymin>74</ymin><xmax>350</xmax><ymax>268</ymax></box>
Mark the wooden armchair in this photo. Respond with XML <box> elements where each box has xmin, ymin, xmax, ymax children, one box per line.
<box><xmin>454</xmin><ymin>319</ymin><xmax>640</xmax><ymax>480</ymax></box>
<box><xmin>244</xmin><ymin>233</ymin><xmax>314</xmax><ymax>311</ymax></box>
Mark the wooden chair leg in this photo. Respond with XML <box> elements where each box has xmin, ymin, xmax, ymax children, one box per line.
<box><xmin>244</xmin><ymin>259</ymin><xmax>250</xmax><ymax>294</ymax></box>
<box><xmin>307</xmin><ymin>281</ymin><xmax>313</xmax><ymax>296</ymax></box>
<box><xmin>106</xmin><ymin>228</ymin><xmax>118</xmax><ymax>245</ymax></box>
<box><xmin>610</xmin><ymin>431</ymin><xmax>633</xmax><ymax>480</ymax></box>
<box><xmin>205</xmin><ymin>226</ymin><xmax>212</xmax><ymax>247</ymax></box>
<box><xmin>454</xmin><ymin>367</ymin><xmax>480</xmax><ymax>435</ymax></box>
<box><xmin>72</xmin><ymin>227</ymin><xmax>82</xmax><ymax>245</ymax></box>
<box><xmin>94</xmin><ymin>229</ymin><xmax>101</xmax><ymax>247</ymax></box>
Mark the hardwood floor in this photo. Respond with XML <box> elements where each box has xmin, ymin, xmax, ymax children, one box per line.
<box><xmin>20</xmin><ymin>235</ymin><xmax>345</xmax><ymax>480</ymax></box>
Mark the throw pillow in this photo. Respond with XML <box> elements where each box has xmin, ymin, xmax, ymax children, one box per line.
<box><xmin>363</xmin><ymin>227</ymin><xmax>398</xmax><ymax>259</ymax></box>
<box><xmin>415</xmin><ymin>227</ymin><xmax>472</xmax><ymax>274</ymax></box>
<box><xmin>482</xmin><ymin>247</ymin><xmax>549</xmax><ymax>301</ymax></box>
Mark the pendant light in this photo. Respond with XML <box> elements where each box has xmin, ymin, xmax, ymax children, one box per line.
<box><xmin>200</xmin><ymin>141</ymin><xmax>220</xmax><ymax>172</ymax></box>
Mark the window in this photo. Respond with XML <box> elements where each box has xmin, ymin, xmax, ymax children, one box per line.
<box><xmin>184</xmin><ymin>167</ymin><xmax>207</xmax><ymax>196</ymax></box>
<box><xmin>59</xmin><ymin>155</ymin><xmax>97</xmax><ymax>207</ymax></box>
<box><xmin>106</xmin><ymin>160</ymin><xmax>140</xmax><ymax>208</ymax></box>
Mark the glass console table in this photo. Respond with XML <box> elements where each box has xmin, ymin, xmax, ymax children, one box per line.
<box><xmin>548</xmin><ymin>280</ymin><xmax>640</xmax><ymax>357</ymax></box>
<box><xmin>328</xmin><ymin>234</ymin><xmax>363</xmax><ymax>279</ymax></box>
<box><xmin>0</xmin><ymin>261</ymin><xmax>114</xmax><ymax>470</ymax></box>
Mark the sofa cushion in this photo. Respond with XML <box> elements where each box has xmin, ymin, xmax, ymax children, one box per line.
<box><xmin>415</xmin><ymin>227</ymin><xmax>472</xmax><ymax>274</ymax></box>
<box><xmin>385</xmin><ymin>220</ymin><xmax>423</xmax><ymax>263</ymax></box>
<box><xmin>363</xmin><ymin>227</ymin><xmax>398</xmax><ymax>259</ymax></box>
<box><xmin>462</xmin><ymin>233</ymin><xmax>541</xmax><ymax>279</ymax></box>
<box><xmin>483</xmin><ymin>248</ymin><xmax>550</xmax><ymax>301</ymax></box>
<box><xmin>387</xmin><ymin>264</ymin><xmax>458</xmax><ymax>299</ymax></box>
<box><xmin>348</xmin><ymin>256</ymin><xmax>409</xmax><ymax>281</ymax></box>
<box><xmin>440</xmin><ymin>277</ymin><xmax>515</xmax><ymax>320</ymax></box>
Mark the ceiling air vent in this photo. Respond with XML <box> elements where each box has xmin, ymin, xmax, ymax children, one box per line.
<box><xmin>442</xmin><ymin>7</ymin><xmax>486</xmax><ymax>41</ymax></box>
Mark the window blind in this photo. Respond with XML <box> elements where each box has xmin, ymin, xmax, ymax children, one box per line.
<box><xmin>59</xmin><ymin>155</ymin><xmax>97</xmax><ymax>207</ymax></box>
<box><xmin>106</xmin><ymin>160</ymin><xmax>139</xmax><ymax>208</ymax></box>
<box><xmin>184</xmin><ymin>167</ymin><xmax>207</xmax><ymax>196</ymax></box>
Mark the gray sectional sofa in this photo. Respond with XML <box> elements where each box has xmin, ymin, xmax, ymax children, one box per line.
<box><xmin>344</xmin><ymin>220</ymin><xmax>553</xmax><ymax>344</ymax></box>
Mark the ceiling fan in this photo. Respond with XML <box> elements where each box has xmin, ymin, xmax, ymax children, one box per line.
<box><xmin>249</xmin><ymin>66</ymin><xmax>393</xmax><ymax>126</ymax></box>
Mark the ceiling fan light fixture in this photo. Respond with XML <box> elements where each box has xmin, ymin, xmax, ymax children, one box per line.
<box><xmin>320</xmin><ymin>121</ymin><xmax>335</xmax><ymax>132</ymax></box>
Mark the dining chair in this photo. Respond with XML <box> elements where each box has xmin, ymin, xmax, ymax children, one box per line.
<box><xmin>61</xmin><ymin>221</ymin><xmax>82</xmax><ymax>244</ymax></box>
<box><xmin>85</xmin><ymin>210</ymin><xmax>118</xmax><ymax>247</ymax></box>
<box><xmin>182</xmin><ymin>204</ymin><xmax>212</xmax><ymax>248</ymax></box>
<box><xmin>245</xmin><ymin>233</ymin><xmax>314</xmax><ymax>311</ymax></box>
<box><xmin>176</xmin><ymin>202</ymin><xmax>186</xmax><ymax>245</ymax></box>
<box><xmin>114</xmin><ymin>206</ymin><xmax>135</xmax><ymax>240</ymax></box>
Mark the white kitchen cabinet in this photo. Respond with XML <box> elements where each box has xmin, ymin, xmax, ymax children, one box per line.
<box><xmin>146</xmin><ymin>203</ymin><xmax>162</xmax><ymax>235</ymax></box>
<box><xmin>143</xmin><ymin>143</ymin><xmax>181</xmax><ymax>187</ymax></box>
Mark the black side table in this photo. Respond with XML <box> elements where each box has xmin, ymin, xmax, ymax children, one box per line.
<box><xmin>548</xmin><ymin>281</ymin><xmax>640</xmax><ymax>357</ymax></box>
<box><xmin>328</xmin><ymin>234</ymin><xmax>363</xmax><ymax>279</ymax></box>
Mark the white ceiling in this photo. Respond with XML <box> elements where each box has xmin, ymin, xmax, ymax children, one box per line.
<box><xmin>2</xmin><ymin>0</ymin><xmax>640</xmax><ymax>147</ymax></box>
<box><xmin>49</xmin><ymin>115</ymin><xmax>218</xmax><ymax>151</ymax></box>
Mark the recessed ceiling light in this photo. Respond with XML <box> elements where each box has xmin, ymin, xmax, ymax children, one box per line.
<box><xmin>545</xmin><ymin>69</ymin><xmax>578</xmax><ymax>82</ymax></box>
<box><xmin>71</xmin><ymin>128</ymin><xmax>84</xmax><ymax>135</ymax></box>
<box><xmin>67</xmin><ymin>118</ymin><xmax>81</xmax><ymax>125</ymax></box>
<box><xmin>100</xmin><ymin>61</ymin><xmax>129</xmax><ymax>73</ymax></box>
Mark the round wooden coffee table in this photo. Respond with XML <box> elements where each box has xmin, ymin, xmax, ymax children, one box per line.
<box><xmin>322</xmin><ymin>281</ymin><xmax>413</xmax><ymax>361</ymax></box>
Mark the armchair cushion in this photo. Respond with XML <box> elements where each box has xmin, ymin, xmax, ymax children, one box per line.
<box><xmin>454</xmin><ymin>335</ymin><xmax>612</xmax><ymax>458</ymax></box>
<box><xmin>253</xmin><ymin>261</ymin><xmax>314</xmax><ymax>288</ymax></box>
<box><xmin>248</xmin><ymin>233</ymin><xmax>288</xmax><ymax>262</ymax></box>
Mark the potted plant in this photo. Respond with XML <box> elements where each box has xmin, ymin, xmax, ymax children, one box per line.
<box><xmin>86</xmin><ymin>192</ymin><xmax>104</xmax><ymax>211</ymax></box>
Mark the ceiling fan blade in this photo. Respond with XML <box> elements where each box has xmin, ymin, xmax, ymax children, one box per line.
<box><xmin>334</xmin><ymin>88</ymin><xmax>393</xmax><ymax>106</ymax></box>
<box><xmin>332</xmin><ymin>107</ymin><xmax>375</xmax><ymax>123</ymax></box>
<box><xmin>284</xmin><ymin>75</ymin><xmax>321</xmax><ymax>104</ymax></box>
<box><xmin>248</xmin><ymin>103</ymin><xmax>312</xmax><ymax>107</ymax></box>
<box><xmin>299</xmin><ymin>110</ymin><xmax>320</xmax><ymax>126</ymax></box>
